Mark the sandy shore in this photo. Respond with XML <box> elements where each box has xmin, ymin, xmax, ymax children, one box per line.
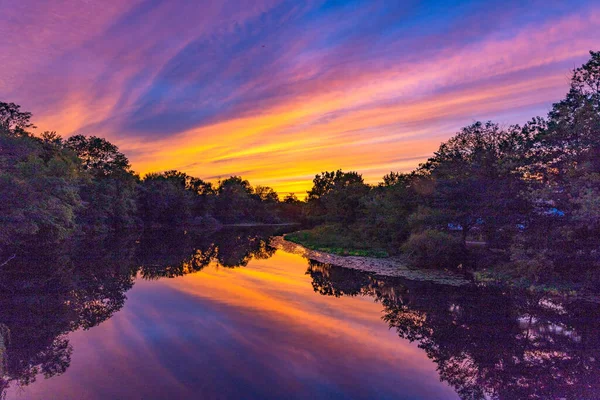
<box><xmin>270</xmin><ymin>236</ymin><xmax>471</xmax><ymax>286</ymax></box>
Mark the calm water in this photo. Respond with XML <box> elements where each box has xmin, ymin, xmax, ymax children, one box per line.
<box><xmin>0</xmin><ymin>229</ymin><xmax>598</xmax><ymax>399</ymax></box>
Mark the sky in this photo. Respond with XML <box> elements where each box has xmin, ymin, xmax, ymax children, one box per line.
<box><xmin>1</xmin><ymin>0</ymin><xmax>599</xmax><ymax>195</ymax></box>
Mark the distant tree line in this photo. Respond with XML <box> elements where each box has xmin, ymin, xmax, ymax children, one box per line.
<box><xmin>0</xmin><ymin>106</ymin><xmax>304</xmax><ymax>244</ymax></box>
<box><xmin>301</xmin><ymin>51</ymin><xmax>600</xmax><ymax>286</ymax></box>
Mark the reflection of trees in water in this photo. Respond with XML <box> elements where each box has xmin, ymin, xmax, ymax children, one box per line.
<box><xmin>0</xmin><ymin>228</ymin><xmax>281</xmax><ymax>395</ymax></box>
<box><xmin>306</xmin><ymin>262</ymin><xmax>600</xmax><ymax>400</ymax></box>
<box><xmin>306</xmin><ymin>259</ymin><xmax>374</xmax><ymax>297</ymax></box>
<box><xmin>0</xmin><ymin>236</ymin><xmax>137</xmax><ymax>396</ymax></box>
<box><xmin>137</xmin><ymin>228</ymin><xmax>278</xmax><ymax>279</ymax></box>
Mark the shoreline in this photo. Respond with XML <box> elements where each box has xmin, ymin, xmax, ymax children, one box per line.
<box><xmin>272</xmin><ymin>236</ymin><xmax>600</xmax><ymax>304</ymax></box>
<box><xmin>270</xmin><ymin>236</ymin><xmax>471</xmax><ymax>286</ymax></box>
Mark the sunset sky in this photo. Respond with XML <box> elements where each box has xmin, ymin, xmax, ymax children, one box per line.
<box><xmin>2</xmin><ymin>0</ymin><xmax>599</xmax><ymax>195</ymax></box>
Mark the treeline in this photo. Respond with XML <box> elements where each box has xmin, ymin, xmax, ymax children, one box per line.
<box><xmin>0</xmin><ymin>107</ymin><xmax>303</xmax><ymax>245</ymax></box>
<box><xmin>300</xmin><ymin>51</ymin><xmax>600</xmax><ymax>286</ymax></box>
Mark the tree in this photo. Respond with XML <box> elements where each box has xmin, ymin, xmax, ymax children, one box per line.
<box><xmin>361</xmin><ymin>172</ymin><xmax>427</xmax><ymax>252</ymax></box>
<box><xmin>419</xmin><ymin>121</ymin><xmax>532</xmax><ymax>247</ymax></box>
<box><xmin>65</xmin><ymin>135</ymin><xmax>131</xmax><ymax>177</ymax></box>
<box><xmin>512</xmin><ymin>51</ymin><xmax>600</xmax><ymax>279</ymax></box>
<box><xmin>62</xmin><ymin>135</ymin><xmax>138</xmax><ymax>231</ymax></box>
<box><xmin>0</xmin><ymin>101</ymin><xmax>35</xmax><ymax>136</ymax></box>
<box><xmin>214</xmin><ymin>176</ymin><xmax>255</xmax><ymax>223</ymax></box>
<box><xmin>138</xmin><ymin>171</ymin><xmax>195</xmax><ymax>227</ymax></box>
<box><xmin>254</xmin><ymin>185</ymin><xmax>279</xmax><ymax>203</ymax></box>
<box><xmin>306</xmin><ymin>170</ymin><xmax>369</xmax><ymax>224</ymax></box>
<box><xmin>0</xmin><ymin>126</ymin><xmax>82</xmax><ymax>244</ymax></box>
<box><xmin>279</xmin><ymin>193</ymin><xmax>304</xmax><ymax>222</ymax></box>
<box><xmin>188</xmin><ymin>177</ymin><xmax>216</xmax><ymax>217</ymax></box>
<box><xmin>306</xmin><ymin>169</ymin><xmax>364</xmax><ymax>200</ymax></box>
<box><xmin>541</xmin><ymin>51</ymin><xmax>600</xmax><ymax>175</ymax></box>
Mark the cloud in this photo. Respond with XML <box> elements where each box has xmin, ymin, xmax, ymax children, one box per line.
<box><xmin>1</xmin><ymin>0</ymin><xmax>599</xmax><ymax>194</ymax></box>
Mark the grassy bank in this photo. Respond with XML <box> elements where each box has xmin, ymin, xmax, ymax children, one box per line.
<box><xmin>284</xmin><ymin>225</ymin><xmax>389</xmax><ymax>258</ymax></box>
<box><xmin>285</xmin><ymin>226</ymin><xmax>598</xmax><ymax>299</ymax></box>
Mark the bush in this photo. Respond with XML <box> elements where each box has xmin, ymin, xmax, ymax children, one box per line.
<box><xmin>401</xmin><ymin>229</ymin><xmax>466</xmax><ymax>269</ymax></box>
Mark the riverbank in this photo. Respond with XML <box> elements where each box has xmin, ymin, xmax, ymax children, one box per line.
<box><xmin>270</xmin><ymin>236</ymin><xmax>470</xmax><ymax>286</ymax></box>
<box><xmin>284</xmin><ymin>226</ymin><xmax>389</xmax><ymax>257</ymax></box>
<box><xmin>277</xmin><ymin>234</ymin><xmax>600</xmax><ymax>303</ymax></box>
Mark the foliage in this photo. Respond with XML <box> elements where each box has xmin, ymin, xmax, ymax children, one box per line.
<box><xmin>0</xmin><ymin>102</ymin><xmax>35</xmax><ymax>136</ymax></box>
<box><xmin>64</xmin><ymin>135</ymin><xmax>131</xmax><ymax>177</ymax></box>
<box><xmin>419</xmin><ymin>121</ymin><xmax>532</xmax><ymax>247</ymax></box>
<box><xmin>509</xmin><ymin>51</ymin><xmax>600</xmax><ymax>281</ymax></box>
<box><xmin>359</xmin><ymin>172</ymin><xmax>427</xmax><ymax>252</ymax></box>
<box><xmin>295</xmin><ymin>51</ymin><xmax>600</xmax><ymax>286</ymax></box>
<box><xmin>0</xmin><ymin>127</ymin><xmax>82</xmax><ymax>244</ymax></box>
<box><xmin>138</xmin><ymin>171</ymin><xmax>196</xmax><ymax>227</ymax></box>
<box><xmin>0</xmin><ymin>101</ymin><xmax>302</xmax><ymax>239</ymax></box>
<box><xmin>306</xmin><ymin>170</ymin><xmax>369</xmax><ymax>223</ymax></box>
<box><xmin>401</xmin><ymin>229</ymin><xmax>466</xmax><ymax>269</ymax></box>
<box><xmin>285</xmin><ymin>225</ymin><xmax>388</xmax><ymax>257</ymax></box>
<box><xmin>279</xmin><ymin>193</ymin><xmax>304</xmax><ymax>222</ymax></box>
<box><xmin>62</xmin><ymin>134</ymin><xmax>139</xmax><ymax>231</ymax></box>
<box><xmin>3</xmin><ymin>51</ymin><xmax>600</xmax><ymax>287</ymax></box>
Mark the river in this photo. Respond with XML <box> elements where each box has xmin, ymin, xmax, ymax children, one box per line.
<box><xmin>0</xmin><ymin>228</ymin><xmax>598</xmax><ymax>399</ymax></box>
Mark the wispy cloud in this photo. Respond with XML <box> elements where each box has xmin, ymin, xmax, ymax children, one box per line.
<box><xmin>1</xmin><ymin>0</ymin><xmax>599</xmax><ymax>194</ymax></box>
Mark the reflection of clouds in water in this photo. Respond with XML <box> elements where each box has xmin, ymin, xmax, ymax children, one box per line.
<box><xmin>1</xmin><ymin>230</ymin><xmax>599</xmax><ymax>399</ymax></box>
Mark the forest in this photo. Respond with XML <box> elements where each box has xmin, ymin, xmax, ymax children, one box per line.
<box><xmin>1</xmin><ymin>51</ymin><xmax>599</xmax><ymax>290</ymax></box>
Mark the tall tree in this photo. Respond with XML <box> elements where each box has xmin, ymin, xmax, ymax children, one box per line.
<box><xmin>306</xmin><ymin>170</ymin><xmax>369</xmax><ymax>224</ymax></box>
<box><xmin>65</xmin><ymin>135</ymin><xmax>131</xmax><ymax>177</ymax></box>
<box><xmin>64</xmin><ymin>135</ymin><xmax>138</xmax><ymax>230</ymax></box>
<box><xmin>513</xmin><ymin>51</ymin><xmax>600</xmax><ymax>277</ymax></box>
<box><xmin>0</xmin><ymin>102</ymin><xmax>35</xmax><ymax>136</ymax></box>
<box><xmin>420</xmin><ymin>121</ymin><xmax>532</xmax><ymax>246</ymax></box>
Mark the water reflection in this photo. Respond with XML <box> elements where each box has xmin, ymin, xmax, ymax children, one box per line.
<box><xmin>0</xmin><ymin>229</ymin><xmax>598</xmax><ymax>399</ymax></box>
<box><xmin>307</xmin><ymin>261</ymin><xmax>600</xmax><ymax>399</ymax></box>
<box><xmin>138</xmin><ymin>228</ymin><xmax>277</xmax><ymax>279</ymax></box>
<box><xmin>0</xmin><ymin>237</ymin><xmax>137</xmax><ymax>395</ymax></box>
<box><xmin>0</xmin><ymin>227</ymin><xmax>281</xmax><ymax>396</ymax></box>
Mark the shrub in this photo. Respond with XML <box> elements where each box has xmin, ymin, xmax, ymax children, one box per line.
<box><xmin>401</xmin><ymin>229</ymin><xmax>466</xmax><ymax>269</ymax></box>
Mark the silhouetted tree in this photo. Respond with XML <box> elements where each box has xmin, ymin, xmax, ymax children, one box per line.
<box><xmin>0</xmin><ymin>102</ymin><xmax>35</xmax><ymax>136</ymax></box>
<box><xmin>0</xmin><ymin>126</ymin><xmax>82</xmax><ymax>244</ymax></box>
<box><xmin>419</xmin><ymin>121</ymin><xmax>532</xmax><ymax>247</ymax></box>
<box><xmin>306</xmin><ymin>170</ymin><xmax>369</xmax><ymax>223</ymax></box>
<box><xmin>65</xmin><ymin>135</ymin><xmax>131</xmax><ymax>177</ymax></box>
